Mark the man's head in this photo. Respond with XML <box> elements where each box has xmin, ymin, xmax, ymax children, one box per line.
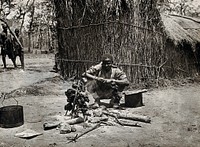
<box><xmin>1</xmin><ymin>24</ymin><xmax>7</xmax><ymax>31</ymax></box>
<box><xmin>15</xmin><ymin>28</ymin><xmax>20</xmax><ymax>35</ymax></box>
<box><xmin>101</xmin><ymin>54</ymin><xmax>113</xmax><ymax>71</ymax></box>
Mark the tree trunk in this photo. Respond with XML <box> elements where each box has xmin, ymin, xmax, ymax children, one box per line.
<box><xmin>28</xmin><ymin>1</ymin><xmax>35</xmax><ymax>52</ymax></box>
<box><xmin>28</xmin><ymin>32</ymin><xmax>31</xmax><ymax>53</ymax></box>
<box><xmin>20</xmin><ymin>0</ymin><xmax>31</xmax><ymax>32</ymax></box>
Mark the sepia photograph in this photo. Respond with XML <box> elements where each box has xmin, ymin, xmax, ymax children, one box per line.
<box><xmin>0</xmin><ymin>0</ymin><xmax>200</xmax><ymax>146</ymax></box>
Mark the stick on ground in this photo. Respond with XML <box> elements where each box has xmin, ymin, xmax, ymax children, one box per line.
<box><xmin>67</xmin><ymin>122</ymin><xmax>101</xmax><ymax>144</ymax></box>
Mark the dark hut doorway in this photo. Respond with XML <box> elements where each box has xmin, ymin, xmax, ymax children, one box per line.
<box><xmin>180</xmin><ymin>42</ymin><xmax>198</xmax><ymax>76</ymax></box>
<box><xmin>195</xmin><ymin>43</ymin><xmax>200</xmax><ymax>72</ymax></box>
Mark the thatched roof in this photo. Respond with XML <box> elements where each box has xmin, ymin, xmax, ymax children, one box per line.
<box><xmin>161</xmin><ymin>13</ymin><xmax>200</xmax><ymax>51</ymax></box>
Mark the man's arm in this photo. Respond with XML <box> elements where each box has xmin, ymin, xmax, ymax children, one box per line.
<box><xmin>106</xmin><ymin>67</ymin><xmax>129</xmax><ymax>86</ymax></box>
<box><xmin>85</xmin><ymin>72</ymin><xmax>99</xmax><ymax>80</ymax></box>
<box><xmin>85</xmin><ymin>71</ymin><xmax>129</xmax><ymax>85</ymax></box>
<box><xmin>108</xmin><ymin>78</ymin><xmax>129</xmax><ymax>86</ymax></box>
<box><xmin>85</xmin><ymin>72</ymin><xmax>106</xmax><ymax>83</ymax></box>
<box><xmin>83</xmin><ymin>63</ymin><xmax>104</xmax><ymax>81</ymax></box>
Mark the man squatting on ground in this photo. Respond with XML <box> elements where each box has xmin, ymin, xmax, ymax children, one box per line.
<box><xmin>83</xmin><ymin>54</ymin><xmax>129</xmax><ymax>108</ymax></box>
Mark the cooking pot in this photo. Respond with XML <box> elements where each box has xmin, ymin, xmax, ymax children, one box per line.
<box><xmin>0</xmin><ymin>94</ymin><xmax>24</xmax><ymax>128</ymax></box>
<box><xmin>0</xmin><ymin>105</ymin><xmax>24</xmax><ymax>128</ymax></box>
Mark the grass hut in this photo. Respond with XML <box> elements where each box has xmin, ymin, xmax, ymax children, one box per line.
<box><xmin>161</xmin><ymin>14</ymin><xmax>200</xmax><ymax>78</ymax></box>
<box><xmin>53</xmin><ymin>0</ymin><xmax>168</xmax><ymax>85</ymax></box>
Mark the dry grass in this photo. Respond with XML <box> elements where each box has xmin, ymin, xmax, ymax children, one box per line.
<box><xmin>161</xmin><ymin>14</ymin><xmax>200</xmax><ymax>49</ymax></box>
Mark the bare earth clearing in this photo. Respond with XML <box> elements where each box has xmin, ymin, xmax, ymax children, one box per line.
<box><xmin>0</xmin><ymin>54</ymin><xmax>200</xmax><ymax>147</ymax></box>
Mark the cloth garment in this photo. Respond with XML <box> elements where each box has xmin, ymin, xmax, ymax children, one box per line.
<box><xmin>85</xmin><ymin>62</ymin><xmax>127</xmax><ymax>101</ymax></box>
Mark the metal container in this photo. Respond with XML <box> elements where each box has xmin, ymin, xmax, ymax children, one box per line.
<box><xmin>124</xmin><ymin>90</ymin><xmax>147</xmax><ymax>108</ymax></box>
<box><xmin>0</xmin><ymin>105</ymin><xmax>24</xmax><ymax>128</ymax></box>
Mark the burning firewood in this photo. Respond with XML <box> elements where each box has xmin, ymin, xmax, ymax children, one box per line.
<box><xmin>64</xmin><ymin>80</ymin><xmax>90</xmax><ymax>118</ymax></box>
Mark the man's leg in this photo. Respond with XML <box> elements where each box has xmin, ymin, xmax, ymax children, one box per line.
<box><xmin>2</xmin><ymin>55</ymin><xmax>6</xmax><ymax>68</ymax></box>
<box><xmin>90</xmin><ymin>92</ymin><xmax>101</xmax><ymax>108</ymax></box>
<box><xmin>110</xmin><ymin>83</ymin><xmax>123</xmax><ymax>108</ymax></box>
<box><xmin>11</xmin><ymin>57</ymin><xmax>17</xmax><ymax>68</ymax></box>
<box><xmin>19</xmin><ymin>53</ymin><xmax>24</xmax><ymax>69</ymax></box>
<box><xmin>85</xmin><ymin>80</ymin><xmax>103</xmax><ymax>108</ymax></box>
<box><xmin>53</xmin><ymin>53</ymin><xmax>58</xmax><ymax>71</ymax></box>
<box><xmin>1</xmin><ymin>48</ymin><xmax>6</xmax><ymax>68</ymax></box>
<box><xmin>110</xmin><ymin>92</ymin><xmax>122</xmax><ymax>108</ymax></box>
<box><xmin>13</xmin><ymin>53</ymin><xmax>17</xmax><ymax>66</ymax></box>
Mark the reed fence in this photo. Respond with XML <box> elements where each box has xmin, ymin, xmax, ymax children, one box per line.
<box><xmin>53</xmin><ymin>0</ymin><xmax>168</xmax><ymax>84</ymax></box>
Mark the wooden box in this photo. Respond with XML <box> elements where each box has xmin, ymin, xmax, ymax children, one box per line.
<box><xmin>124</xmin><ymin>89</ymin><xmax>147</xmax><ymax>108</ymax></box>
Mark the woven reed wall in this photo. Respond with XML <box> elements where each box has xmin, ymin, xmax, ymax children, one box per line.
<box><xmin>53</xmin><ymin>0</ymin><xmax>170</xmax><ymax>83</ymax></box>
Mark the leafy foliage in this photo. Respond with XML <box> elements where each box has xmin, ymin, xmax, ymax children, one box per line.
<box><xmin>0</xmin><ymin>0</ymin><xmax>56</xmax><ymax>52</ymax></box>
<box><xmin>158</xmin><ymin>0</ymin><xmax>200</xmax><ymax>17</ymax></box>
<box><xmin>0</xmin><ymin>0</ymin><xmax>55</xmax><ymax>32</ymax></box>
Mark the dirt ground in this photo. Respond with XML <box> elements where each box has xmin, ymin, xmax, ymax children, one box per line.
<box><xmin>0</xmin><ymin>54</ymin><xmax>200</xmax><ymax>147</ymax></box>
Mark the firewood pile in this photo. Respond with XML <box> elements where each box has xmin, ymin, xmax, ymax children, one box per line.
<box><xmin>43</xmin><ymin>106</ymin><xmax>151</xmax><ymax>143</ymax></box>
<box><xmin>43</xmin><ymin>80</ymin><xmax>151</xmax><ymax>144</ymax></box>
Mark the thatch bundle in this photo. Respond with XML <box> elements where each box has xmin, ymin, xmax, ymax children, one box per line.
<box><xmin>53</xmin><ymin>0</ymin><xmax>168</xmax><ymax>84</ymax></box>
<box><xmin>161</xmin><ymin>14</ymin><xmax>200</xmax><ymax>78</ymax></box>
<box><xmin>162</xmin><ymin>14</ymin><xmax>200</xmax><ymax>49</ymax></box>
